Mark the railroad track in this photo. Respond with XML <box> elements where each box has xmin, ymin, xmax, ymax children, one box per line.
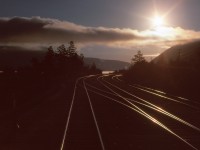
<box><xmin>60</xmin><ymin>74</ymin><xmax>200</xmax><ymax>150</ymax></box>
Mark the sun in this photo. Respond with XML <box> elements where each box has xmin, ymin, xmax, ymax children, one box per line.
<box><xmin>147</xmin><ymin>14</ymin><xmax>176</xmax><ymax>38</ymax></box>
<box><xmin>152</xmin><ymin>16</ymin><xmax>165</xmax><ymax>27</ymax></box>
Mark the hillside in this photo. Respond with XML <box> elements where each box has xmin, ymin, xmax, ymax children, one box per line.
<box><xmin>153</xmin><ymin>40</ymin><xmax>200</xmax><ymax>66</ymax></box>
<box><xmin>0</xmin><ymin>46</ymin><xmax>46</xmax><ymax>69</ymax></box>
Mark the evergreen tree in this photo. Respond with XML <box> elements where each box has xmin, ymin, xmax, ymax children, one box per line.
<box><xmin>131</xmin><ymin>50</ymin><xmax>146</xmax><ymax>65</ymax></box>
<box><xmin>44</xmin><ymin>46</ymin><xmax>55</xmax><ymax>66</ymax></box>
<box><xmin>67</xmin><ymin>41</ymin><xmax>77</xmax><ymax>57</ymax></box>
<box><xmin>80</xmin><ymin>53</ymin><xmax>84</xmax><ymax>60</ymax></box>
<box><xmin>57</xmin><ymin>44</ymin><xmax>67</xmax><ymax>56</ymax></box>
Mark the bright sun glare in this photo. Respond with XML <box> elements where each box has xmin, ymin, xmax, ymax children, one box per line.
<box><xmin>152</xmin><ymin>16</ymin><xmax>165</xmax><ymax>27</ymax></box>
<box><xmin>148</xmin><ymin>14</ymin><xmax>176</xmax><ymax>38</ymax></box>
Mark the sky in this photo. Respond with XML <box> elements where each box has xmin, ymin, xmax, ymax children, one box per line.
<box><xmin>0</xmin><ymin>0</ymin><xmax>200</xmax><ymax>62</ymax></box>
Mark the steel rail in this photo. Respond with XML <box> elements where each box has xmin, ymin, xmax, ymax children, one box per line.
<box><xmin>111</xmin><ymin>75</ymin><xmax>199</xmax><ymax>109</ymax></box>
<box><xmin>83</xmin><ymin>77</ymin><xmax>106</xmax><ymax>150</ymax></box>
<box><xmin>97</xmin><ymin>75</ymin><xmax>198</xmax><ymax>150</ymax></box>
<box><xmin>60</xmin><ymin>76</ymin><xmax>85</xmax><ymax>150</ymax></box>
<box><xmin>85</xmin><ymin>81</ymin><xmax>200</xmax><ymax>132</ymax></box>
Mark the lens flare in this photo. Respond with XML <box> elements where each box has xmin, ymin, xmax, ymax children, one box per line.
<box><xmin>152</xmin><ymin>16</ymin><xmax>165</xmax><ymax>27</ymax></box>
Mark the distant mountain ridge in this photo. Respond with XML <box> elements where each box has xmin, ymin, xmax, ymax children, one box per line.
<box><xmin>153</xmin><ymin>40</ymin><xmax>200</xmax><ymax>66</ymax></box>
<box><xmin>84</xmin><ymin>57</ymin><xmax>130</xmax><ymax>71</ymax></box>
<box><xmin>0</xmin><ymin>46</ymin><xmax>130</xmax><ymax>71</ymax></box>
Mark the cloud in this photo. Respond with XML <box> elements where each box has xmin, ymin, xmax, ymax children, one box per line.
<box><xmin>0</xmin><ymin>16</ymin><xmax>200</xmax><ymax>61</ymax></box>
<box><xmin>0</xmin><ymin>16</ymin><xmax>142</xmax><ymax>45</ymax></box>
<box><xmin>0</xmin><ymin>16</ymin><xmax>200</xmax><ymax>46</ymax></box>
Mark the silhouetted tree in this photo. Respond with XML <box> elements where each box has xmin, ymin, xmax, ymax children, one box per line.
<box><xmin>67</xmin><ymin>41</ymin><xmax>77</xmax><ymax>57</ymax></box>
<box><xmin>88</xmin><ymin>62</ymin><xmax>101</xmax><ymax>74</ymax></box>
<box><xmin>56</xmin><ymin>44</ymin><xmax>68</xmax><ymax>66</ymax></box>
<box><xmin>80</xmin><ymin>53</ymin><xmax>84</xmax><ymax>60</ymax></box>
<box><xmin>57</xmin><ymin>44</ymin><xmax>67</xmax><ymax>56</ymax></box>
<box><xmin>131</xmin><ymin>50</ymin><xmax>146</xmax><ymax>65</ymax></box>
<box><xmin>44</xmin><ymin>46</ymin><xmax>55</xmax><ymax>66</ymax></box>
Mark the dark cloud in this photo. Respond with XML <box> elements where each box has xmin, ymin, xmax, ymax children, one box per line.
<box><xmin>1</xmin><ymin>17</ymin><xmax>199</xmax><ymax>47</ymax></box>
<box><xmin>0</xmin><ymin>17</ymin><xmax>142</xmax><ymax>44</ymax></box>
<box><xmin>0</xmin><ymin>17</ymin><xmax>50</xmax><ymax>40</ymax></box>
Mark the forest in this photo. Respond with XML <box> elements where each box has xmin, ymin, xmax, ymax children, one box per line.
<box><xmin>0</xmin><ymin>41</ymin><xmax>101</xmax><ymax>146</ymax></box>
<box><xmin>123</xmin><ymin>50</ymin><xmax>200</xmax><ymax>100</ymax></box>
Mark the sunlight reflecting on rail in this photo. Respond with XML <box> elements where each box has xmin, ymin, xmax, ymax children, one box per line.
<box><xmin>113</xmin><ymin>75</ymin><xmax>200</xmax><ymax>106</ymax></box>
<box><xmin>83</xmin><ymin>77</ymin><xmax>105</xmax><ymax>150</ymax></box>
<box><xmin>96</xmin><ymin>75</ymin><xmax>199</xmax><ymax>150</ymax></box>
<box><xmin>129</xmin><ymin>85</ymin><xmax>198</xmax><ymax>109</ymax></box>
<box><xmin>94</xmin><ymin>77</ymin><xmax>197</xmax><ymax>150</ymax></box>
<box><xmin>126</xmin><ymin>98</ymin><xmax>200</xmax><ymax>132</ymax></box>
<box><xmin>135</xmin><ymin>84</ymin><xmax>166</xmax><ymax>94</ymax></box>
<box><xmin>109</xmin><ymin>75</ymin><xmax>200</xmax><ymax>131</ymax></box>
<box><xmin>60</xmin><ymin>77</ymin><xmax>85</xmax><ymax>150</ymax></box>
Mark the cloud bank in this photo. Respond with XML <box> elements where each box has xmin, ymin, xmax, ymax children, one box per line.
<box><xmin>0</xmin><ymin>16</ymin><xmax>200</xmax><ymax>61</ymax></box>
<box><xmin>0</xmin><ymin>17</ymin><xmax>141</xmax><ymax>45</ymax></box>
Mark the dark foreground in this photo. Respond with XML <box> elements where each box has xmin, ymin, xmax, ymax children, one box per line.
<box><xmin>1</xmin><ymin>74</ymin><xmax>200</xmax><ymax>150</ymax></box>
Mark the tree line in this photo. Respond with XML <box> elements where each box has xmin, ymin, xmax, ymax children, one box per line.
<box><xmin>0</xmin><ymin>41</ymin><xmax>101</xmax><ymax>109</ymax></box>
<box><xmin>123</xmin><ymin>50</ymin><xmax>200</xmax><ymax>99</ymax></box>
<box><xmin>31</xmin><ymin>41</ymin><xmax>100</xmax><ymax>80</ymax></box>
